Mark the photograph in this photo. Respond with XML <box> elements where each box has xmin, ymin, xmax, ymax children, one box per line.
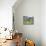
<box><xmin>23</xmin><ymin>16</ymin><xmax>34</xmax><ymax>25</ymax></box>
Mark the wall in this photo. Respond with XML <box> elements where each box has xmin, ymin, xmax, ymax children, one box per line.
<box><xmin>0</xmin><ymin>0</ymin><xmax>16</xmax><ymax>30</ymax></box>
<box><xmin>41</xmin><ymin>0</ymin><xmax>46</xmax><ymax>46</ymax></box>
<box><xmin>13</xmin><ymin>0</ymin><xmax>41</xmax><ymax>46</ymax></box>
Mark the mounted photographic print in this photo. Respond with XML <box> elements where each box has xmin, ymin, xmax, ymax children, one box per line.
<box><xmin>23</xmin><ymin>16</ymin><xmax>34</xmax><ymax>25</ymax></box>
